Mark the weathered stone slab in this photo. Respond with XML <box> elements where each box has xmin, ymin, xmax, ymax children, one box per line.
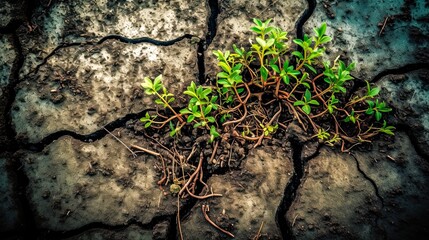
<box><xmin>18</xmin><ymin>131</ymin><xmax>176</xmax><ymax>231</ymax></box>
<box><xmin>354</xmin><ymin>132</ymin><xmax>429</xmax><ymax>239</ymax></box>
<box><xmin>17</xmin><ymin>0</ymin><xmax>208</xmax><ymax>77</ymax></box>
<box><xmin>0</xmin><ymin>0</ymin><xmax>27</xmax><ymax>30</ymax></box>
<box><xmin>12</xmin><ymin>39</ymin><xmax>197</xmax><ymax>142</ymax></box>
<box><xmin>182</xmin><ymin>146</ymin><xmax>292</xmax><ymax>239</ymax></box>
<box><xmin>64</xmin><ymin>225</ymin><xmax>152</xmax><ymax>240</ymax></box>
<box><xmin>287</xmin><ymin>147</ymin><xmax>381</xmax><ymax>239</ymax></box>
<box><xmin>0</xmin><ymin>155</ymin><xmax>21</xmax><ymax>232</ymax></box>
<box><xmin>305</xmin><ymin>0</ymin><xmax>429</xmax><ymax>79</ymax></box>
<box><xmin>378</xmin><ymin>70</ymin><xmax>429</xmax><ymax>156</ymax></box>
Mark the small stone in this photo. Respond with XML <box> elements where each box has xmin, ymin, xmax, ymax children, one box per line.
<box><xmin>50</xmin><ymin>93</ymin><xmax>65</xmax><ymax>104</ymax></box>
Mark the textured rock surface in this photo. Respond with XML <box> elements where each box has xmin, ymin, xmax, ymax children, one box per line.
<box><xmin>1</xmin><ymin>0</ymin><xmax>429</xmax><ymax>239</ymax></box>
<box><xmin>63</xmin><ymin>225</ymin><xmax>152</xmax><ymax>240</ymax></box>
<box><xmin>0</xmin><ymin>155</ymin><xmax>21</xmax><ymax>232</ymax></box>
<box><xmin>17</xmin><ymin>0</ymin><xmax>208</xmax><ymax>78</ymax></box>
<box><xmin>305</xmin><ymin>0</ymin><xmax>429</xmax><ymax>79</ymax></box>
<box><xmin>182</xmin><ymin>146</ymin><xmax>293</xmax><ymax>239</ymax></box>
<box><xmin>18</xmin><ymin>131</ymin><xmax>176</xmax><ymax>231</ymax></box>
<box><xmin>12</xmin><ymin>39</ymin><xmax>197</xmax><ymax>142</ymax></box>
<box><xmin>0</xmin><ymin>0</ymin><xmax>27</xmax><ymax>30</ymax></box>
<box><xmin>287</xmin><ymin>147</ymin><xmax>381</xmax><ymax>239</ymax></box>
<box><xmin>378</xmin><ymin>70</ymin><xmax>429</xmax><ymax>157</ymax></box>
<box><xmin>0</xmin><ymin>35</ymin><xmax>16</xmax><ymax>87</ymax></box>
<box><xmin>354</xmin><ymin>132</ymin><xmax>429</xmax><ymax>239</ymax></box>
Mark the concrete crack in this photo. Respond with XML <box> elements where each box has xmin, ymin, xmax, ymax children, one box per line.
<box><xmin>20</xmin><ymin>108</ymin><xmax>156</xmax><ymax>152</ymax></box>
<box><xmin>295</xmin><ymin>0</ymin><xmax>317</xmax><ymax>40</ymax></box>
<box><xmin>350</xmin><ymin>153</ymin><xmax>384</xmax><ymax>206</ymax></box>
<box><xmin>36</xmin><ymin>216</ymin><xmax>174</xmax><ymax>240</ymax></box>
<box><xmin>197</xmin><ymin>0</ymin><xmax>219</xmax><ymax>84</ymax></box>
<box><xmin>350</xmin><ymin>153</ymin><xmax>385</xmax><ymax>234</ymax></box>
<box><xmin>30</xmin><ymin>34</ymin><xmax>196</xmax><ymax>76</ymax></box>
<box><xmin>371</xmin><ymin>62</ymin><xmax>429</xmax><ymax>83</ymax></box>
<box><xmin>275</xmin><ymin>137</ymin><xmax>320</xmax><ymax>240</ymax></box>
<box><xmin>1</xmin><ymin>33</ymin><xmax>24</xmax><ymax>153</ymax></box>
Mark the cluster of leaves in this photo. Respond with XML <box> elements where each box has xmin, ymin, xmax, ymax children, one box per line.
<box><xmin>140</xmin><ymin>18</ymin><xmax>395</xmax><ymax>152</ymax></box>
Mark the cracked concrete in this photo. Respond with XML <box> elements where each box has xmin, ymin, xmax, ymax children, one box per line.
<box><xmin>287</xmin><ymin>147</ymin><xmax>382</xmax><ymax>239</ymax></box>
<box><xmin>17</xmin><ymin>128</ymin><xmax>176</xmax><ymax>231</ymax></box>
<box><xmin>17</xmin><ymin>0</ymin><xmax>208</xmax><ymax>78</ymax></box>
<box><xmin>12</xmin><ymin>38</ymin><xmax>198</xmax><ymax>143</ymax></box>
<box><xmin>305</xmin><ymin>0</ymin><xmax>429</xmax><ymax>79</ymax></box>
<box><xmin>0</xmin><ymin>155</ymin><xmax>21</xmax><ymax>232</ymax></box>
<box><xmin>378</xmin><ymin>70</ymin><xmax>429</xmax><ymax>157</ymax></box>
<box><xmin>354</xmin><ymin>132</ymin><xmax>429</xmax><ymax>239</ymax></box>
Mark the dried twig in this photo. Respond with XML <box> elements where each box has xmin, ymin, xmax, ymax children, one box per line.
<box><xmin>103</xmin><ymin>127</ymin><xmax>137</xmax><ymax>157</ymax></box>
<box><xmin>130</xmin><ymin>144</ymin><xmax>160</xmax><ymax>156</ymax></box>
<box><xmin>379</xmin><ymin>16</ymin><xmax>389</xmax><ymax>36</ymax></box>
<box><xmin>253</xmin><ymin>221</ymin><xmax>265</xmax><ymax>240</ymax></box>
<box><xmin>177</xmin><ymin>196</ymin><xmax>184</xmax><ymax>240</ymax></box>
<box><xmin>292</xmin><ymin>214</ymin><xmax>299</xmax><ymax>227</ymax></box>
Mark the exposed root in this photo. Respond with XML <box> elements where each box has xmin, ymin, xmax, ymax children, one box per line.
<box><xmin>252</xmin><ymin>221</ymin><xmax>265</xmax><ymax>240</ymax></box>
<box><xmin>202</xmin><ymin>204</ymin><xmax>235</xmax><ymax>238</ymax></box>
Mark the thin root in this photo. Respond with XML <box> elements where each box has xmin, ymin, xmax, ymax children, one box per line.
<box><xmin>202</xmin><ymin>204</ymin><xmax>235</xmax><ymax>238</ymax></box>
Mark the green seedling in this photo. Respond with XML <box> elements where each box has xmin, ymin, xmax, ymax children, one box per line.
<box><xmin>365</xmin><ymin>99</ymin><xmax>392</xmax><ymax>121</ymax></box>
<box><xmin>140</xmin><ymin>18</ymin><xmax>395</xmax><ymax>155</ymax></box>
<box><xmin>293</xmin><ymin>89</ymin><xmax>320</xmax><ymax>114</ymax></box>
<box><xmin>141</xmin><ymin>75</ymin><xmax>176</xmax><ymax>112</ymax></box>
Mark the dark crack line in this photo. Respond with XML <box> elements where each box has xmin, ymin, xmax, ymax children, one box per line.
<box><xmin>205</xmin><ymin>0</ymin><xmax>219</xmax><ymax>48</ymax></box>
<box><xmin>20</xmin><ymin>108</ymin><xmax>156</xmax><ymax>152</ymax></box>
<box><xmin>275</xmin><ymin>137</ymin><xmax>305</xmax><ymax>240</ymax></box>
<box><xmin>291</xmin><ymin>0</ymin><xmax>317</xmax><ymax>68</ymax></box>
<box><xmin>275</xmin><ymin>0</ymin><xmax>318</xmax><ymax>238</ymax></box>
<box><xmin>350</xmin><ymin>153</ymin><xmax>385</xmax><ymax>234</ymax></box>
<box><xmin>0</xmin><ymin>34</ymin><xmax>24</xmax><ymax>153</ymax></box>
<box><xmin>295</xmin><ymin>0</ymin><xmax>317</xmax><ymax>41</ymax></box>
<box><xmin>39</xmin><ymin>215</ymin><xmax>174</xmax><ymax>240</ymax></box>
<box><xmin>198</xmin><ymin>0</ymin><xmax>220</xmax><ymax>84</ymax></box>
<box><xmin>395</xmin><ymin>125</ymin><xmax>429</xmax><ymax>161</ymax></box>
<box><xmin>371</xmin><ymin>62</ymin><xmax>429</xmax><ymax>83</ymax></box>
<box><xmin>350</xmin><ymin>153</ymin><xmax>384</xmax><ymax>206</ymax></box>
<box><xmin>30</xmin><ymin>34</ymin><xmax>195</xmax><ymax>76</ymax></box>
<box><xmin>2</xmin><ymin>33</ymin><xmax>24</xmax><ymax>153</ymax></box>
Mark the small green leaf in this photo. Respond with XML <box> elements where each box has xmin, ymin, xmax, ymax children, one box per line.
<box><xmin>256</xmin><ymin>37</ymin><xmax>266</xmax><ymax>48</ymax></box>
<box><xmin>180</xmin><ymin>108</ymin><xmax>192</xmax><ymax>115</ymax></box>
<box><xmin>207</xmin><ymin>116</ymin><xmax>216</xmax><ymax>123</ymax></box>
<box><xmin>375</xmin><ymin>111</ymin><xmax>382</xmax><ymax>121</ymax></box>
<box><xmin>308</xmin><ymin>99</ymin><xmax>319</xmax><ymax>106</ymax></box>
<box><xmin>319</xmin><ymin>35</ymin><xmax>332</xmax><ymax>44</ymax></box>
<box><xmin>270</xmin><ymin>64</ymin><xmax>280</xmax><ymax>73</ymax></box>
<box><xmin>187</xmin><ymin>115</ymin><xmax>195</xmax><ymax>123</ymax></box>
<box><xmin>253</xmin><ymin>18</ymin><xmax>263</xmax><ymax>27</ymax></box>
<box><xmin>266</xmin><ymin>38</ymin><xmax>275</xmax><ymax>48</ymax></box>
<box><xmin>217</xmin><ymin>72</ymin><xmax>229</xmax><ymax>79</ymax></box>
<box><xmin>304</xmin><ymin>64</ymin><xmax>317</xmax><ymax>74</ymax></box>
<box><xmin>294</xmin><ymin>100</ymin><xmax>305</xmax><ymax>106</ymax></box>
<box><xmin>292</xmin><ymin>51</ymin><xmax>304</xmax><ymax>60</ymax></box>
<box><xmin>302</xmin><ymin>105</ymin><xmax>311</xmax><ymax>114</ymax></box>
<box><xmin>304</xmin><ymin>89</ymin><xmax>311</xmax><ymax>102</ymax></box>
